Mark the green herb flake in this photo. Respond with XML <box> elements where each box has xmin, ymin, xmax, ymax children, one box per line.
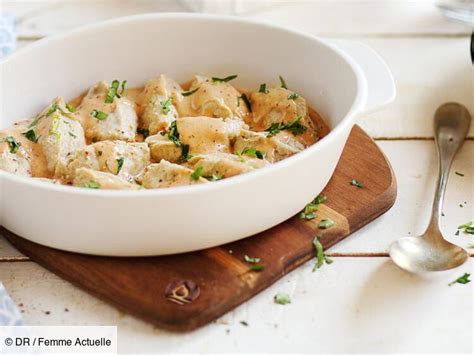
<box><xmin>448</xmin><ymin>273</ymin><xmax>471</xmax><ymax>286</ymax></box>
<box><xmin>68</xmin><ymin>132</ymin><xmax>77</xmax><ymax>138</ymax></box>
<box><xmin>22</xmin><ymin>129</ymin><xmax>39</xmax><ymax>143</ymax></box>
<box><xmin>319</xmin><ymin>218</ymin><xmax>334</xmax><ymax>229</ymax></box>
<box><xmin>244</xmin><ymin>255</ymin><xmax>261</xmax><ymax>264</ymax></box>
<box><xmin>212</xmin><ymin>74</ymin><xmax>238</xmax><ymax>83</ymax></box>
<box><xmin>299</xmin><ymin>194</ymin><xmax>327</xmax><ymax>220</ymax></box>
<box><xmin>240</xmin><ymin>147</ymin><xmax>264</xmax><ymax>160</ymax></box>
<box><xmin>178</xmin><ymin>144</ymin><xmax>191</xmax><ymax>163</ymax></box>
<box><xmin>274</xmin><ymin>293</ymin><xmax>291</xmax><ymax>305</ymax></box>
<box><xmin>240</xmin><ymin>93</ymin><xmax>252</xmax><ymax>112</ymax></box>
<box><xmin>458</xmin><ymin>221</ymin><xmax>474</xmax><ymax>235</ymax></box>
<box><xmin>120</xmin><ymin>80</ymin><xmax>127</xmax><ymax>95</ymax></box>
<box><xmin>3</xmin><ymin>136</ymin><xmax>21</xmax><ymax>154</ymax></box>
<box><xmin>91</xmin><ymin>109</ymin><xmax>108</xmax><ymax>121</ymax></box>
<box><xmin>265</xmin><ymin>115</ymin><xmax>307</xmax><ymax>137</ymax></box>
<box><xmin>249</xmin><ymin>264</ymin><xmax>265</xmax><ymax>272</ymax></box>
<box><xmin>240</xmin><ymin>321</ymin><xmax>249</xmax><ymax>326</ymax></box>
<box><xmin>279</xmin><ymin>75</ymin><xmax>288</xmax><ymax>89</ymax></box>
<box><xmin>116</xmin><ymin>157</ymin><xmax>124</xmax><ymax>174</ymax></box>
<box><xmin>168</xmin><ymin>120</ymin><xmax>181</xmax><ymax>147</ymax></box>
<box><xmin>137</xmin><ymin>128</ymin><xmax>150</xmax><ymax>138</ymax></box>
<box><xmin>105</xmin><ymin>80</ymin><xmax>126</xmax><ymax>103</ymax></box>
<box><xmin>49</xmin><ymin>117</ymin><xmax>61</xmax><ymax>138</ymax></box>
<box><xmin>312</xmin><ymin>236</ymin><xmax>332</xmax><ymax>271</ymax></box>
<box><xmin>455</xmin><ymin>171</ymin><xmax>464</xmax><ymax>177</ymax></box>
<box><xmin>287</xmin><ymin>92</ymin><xmax>299</xmax><ymax>100</ymax></box>
<box><xmin>455</xmin><ymin>230</ymin><xmax>460</xmax><ymax>236</ymax></box>
<box><xmin>191</xmin><ymin>166</ymin><xmax>204</xmax><ymax>181</ymax></box>
<box><xmin>160</xmin><ymin>97</ymin><xmax>173</xmax><ymax>115</ymax></box>
<box><xmin>350</xmin><ymin>179</ymin><xmax>364</xmax><ymax>188</ymax></box>
<box><xmin>205</xmin><ymin>173</ymin><xmax>223</xmax><ymax>182</ymax></box>
<box><xmin>46</xmin><ymin>104</ymin><xmax>59</xmax><ymax>116</ymax></box>
<box><xmin>181</xmin><ymin>87</ymin><xmax>200</xmax><ymax>97</ymax></box>
<box><xmin>84</xmin><ymin>180</ymin><xmax>100</xmax><ymax>189</ymax></box>
<box><xmin>66</xmin><ymin>103</ymin><xmax>77</xmax><ymax>112</ymax></box>
<box><xmin>258</xmin><ymin>83</ymin><xmax>269</xmax><ymax>94</ymax></box>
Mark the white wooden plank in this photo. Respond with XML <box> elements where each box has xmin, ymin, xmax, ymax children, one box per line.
<box><xmin>0</xmin><ymin>140</ymin><xmax>472</xmax><ymax>257</ymax></box>
<box><xmin>3</xmin><ymin>0</ymin><xmax>471</xmax><ymax>39</ymax></box>
<box><xmin>1</xmin><ymin>258</ymin><xmax>471</xmax><ymax>353</ymax></box>
<box><xmin>356</xmin><ymin>36</ymin><xmax>474</xmax><ymax>138</ymax></box>
<box><xmin>330</xmin><ymin>140</ymin><xmax>474</xmax><ymax>254</ymax></box>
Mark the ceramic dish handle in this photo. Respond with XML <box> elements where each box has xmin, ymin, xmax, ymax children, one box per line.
<box><xmin>333</xmin><ymin>40</ymin><xmax>396</xmax><ymax>113</ymax></box>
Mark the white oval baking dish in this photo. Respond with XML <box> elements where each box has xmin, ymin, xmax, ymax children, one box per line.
<box><xmin>0</xmin><ymin>14</ymin><xmax>395</xmax><ymax>256</ymax></box>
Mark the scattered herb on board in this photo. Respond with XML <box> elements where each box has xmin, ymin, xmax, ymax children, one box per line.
<box><xmin>105</xmin><ymin>79</ymin><xmax>126</xmax><ymax>103</ymax></box>
<box><xmin>455</xmin><ymin>171</ymin><xmax>464</xmax><ymax>177</ymax></box>
<box><xmin>84</xmin><ymin>180</ymin><xmax>100</xmax><ymax>189</ymax></box>
<box><xmin>312</xmin><ymin>236</ymin><xmax>333</xmax><ymax>271</ymax></box>
<box><xmin>319</xmin><ymin>218</ymin><xmax>334</xmax><ymax>229</ymax></box>
<box><xmin>182</xmin><ymin>87</ymin><xmax>200</xmax><ymax>97</ymax></box>
<box><xmin>458</xmin><ymin>221</ymin><xmax>474</xmax><ymax>235</ymax></box>
<box><xmin>160</xmin><ymin>97</ymin><xmax>173</xmax><ymax>114</ymax></box>
<box><xmin>287</xmin><ymin>92</ymin><xmax>299</xmax><ymax>100</ymax></box>
<box><xmin>265</xmin><ymin>115</ymin><xmax>307</xmax><ymax>137</ymax></box>
<box><xmin>137</xmin><ymin>128</ymin><xmax>150</xmax><ymax>138</ymax></box>
<box><xmin>274</xmin><ymin>293</ymin><xmax>291</xmax><ymax>305</ymax></box>
<box><xmin>448</xmin><ymin>273</ymin><xmax>471</xmax><ymax>286</ymax></box>
<box><xmin>66</xmin><ymin>103</ymin><xmax>77</xmax><ymax>112</ymax></box>
<box><xmin>259</xmin><ymin>83</ymin><xmax>269</xmax><ymax>94</ymax></box>
<box><xmin>91</xmin><ymin>109</ymin><xmax>108</xmax><ymax>121</ymax></box>
<box><xmin>22</xmin><ymin>129</ymin><xmax>38</xmax><ymax>143</ymax></box>
<box><xmin>191</xmin><ymin>166</ymin><xmax>203</xmax><ymax>181</ymax></box>
<box><xmin>279</xmin><ymin>75</ymin><xmax>288</xmax><ymax>89</ymax></box>
<box><xmin>116</xmin><ymin>158</ymin><xmax>124</xmax><ymax>174</ymax></box>
<box><xmin>350</xmin><ymin>179</ymin><xmax>364</xmax><ymax>188</ymax></box>
<box><xmin>212</xmin><ymin>74</ymin><xmax>238</xmax><ymax>83</ymax></box>
<box><xmin>240</xmin><ymin>93</ymin><xmax>252</xmax><ymax>112</ymax></box>
<box><xmin>244</xmin><ymin>255</ymin><xmax>261</xmax><ymax>264</ymax></box>
<box><xmin>3</xmin><ymin>136</ymin><xmax>21</xmax><ymax>154</ymax></box>
<box><xmin>299</xmin><ymin>194</ymin><xmax>327</xmax><ymax>220</ymax></box>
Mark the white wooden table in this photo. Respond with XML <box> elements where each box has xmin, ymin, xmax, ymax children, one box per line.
<box><xmin>1</xmin><ymin>1</ymin><xmax>473</xmax><ymax>353</ymax></box>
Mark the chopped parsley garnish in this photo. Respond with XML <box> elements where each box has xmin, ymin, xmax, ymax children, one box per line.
<box><xmin>279</xmin><ymin>75</ymin><xmax>288</xmax><ymax>89</ymax></box>
<box><xmin>287</xmin><ymin>92</ymin><xmax>299</xmax><ymax>100</ymax></box>
<box><xmin>137</xmin><ymin>128</ymin><xmax>150</xmax><ymax>138</ymax></box>
<box><xmin>299</xmin><ymin>194</ymin><xmax>327</xmax><ymax>220</ymax></box>
<box><xmin>116</xmin><ymin>157</ymin><xmax>124</xmax><ymax>174</ymax></box>
<box><xmin>244</xmin><ymin>255</ymin><xmax>261</xmax><ymax>264</ymax></box>
<box><xmin>105</xmin><ymin>80</ymin><xmax>126</xmax><ymax>103</ymax></box>
<box><xmin>46</xmin><ymin>104</ymin><xmax>59</xmax><ymax>116</ymax></box>
<box><xmin>350</xmin><ymin>179</ymin><xmax>364</xmax><ymax>188</ymax></box>
<box><xmin>312</xmin><ymin>236</ymin><xmax>333</xmax><ymax>271</ymax></box>
<box><xmin>91</xmin><ymin>109</ymin><xmax>108</xmax><ymax>121</ymax></box>
<box><xmin>240</xmin><ymin>93</ymin><xmax>252</xmax><ymax>112</ymax></box>
<box><xmin>265</xmin><ymin>116</ymin><xmax>307</xmax><ymax>137</ymax></box>
<box><xmin>178</xmin><ymin>144</ymin><xmax>191</xmax><ymax>163</ymax></box>
<box><xmin>22</xmin><ymin>129</ymin><xmax>39</xmax><ymax>143</ymax></box>
<box><xmin>458</xmin><ymin>221</ymin><xmax>474</xmax><ymax>235</ymax></box>
<box><xmin>205</xmin><ymin>173</ymin><xmax>223</xmax><ymax>181</ymax></box>
<box><xmin>319</xmin><ymin>218</ymin><xmax>334</xmax><ymax>229</ymax></box>
<box><xmin>3</xmin><ymin>136</ymin><xmax>21</xmax><ymax>154</ymax></box>
<box><xmin>212</xmin><ymin>74</ymin><xmax>238</xmax><ymax>83</ymax></box>
<box><xmin>455</xmin><ymin>171</ymin><xmax>464</xmax><ymax>176</ymax></box>
<box><xmin>120</xmin><ymin>80</ymin><xmax>127</xmax><ymax>95</ymax></box>
<box><xmin>258</xmin><ymin>83</ymin><xmax>269</xmax><ymax>94</ymax></box>
<box><xmin>66</xmin><ymin>103</ymin><xmax>77</xmax><ymax>112</ymax></box>
<box><xmin>68</xmin><ymin>132</ymin><xmax>77</xmax><ymax>138</ymax></box>
<box><xmin>239</xmin><ymin>147</ymin><xmax>264</xmax><ymax>160</ymax></box>
<box><xmin>448</xmin><ymin>273</ymin><xmax>471</xmax><ymax>286</ymax></box>
<box><xmin>49</xmin><ymin>117</ymin><xmax>61</xmax><ymax>138</ymax></box>
<box><xmin>84</xmin><ymin>180</ymin><xmax>100</xmax><ymax>189</ymax></box>
<box><xmin>168</xmin><ymin>121</ymin><xmax>181</xmax><ymax>146</ymax></box>
<box><xmin>160</xmin><ymin>97</ymin><xmax>173</xmax><ymax>114</ymax></box>
<box><xmin>274</xmin><ymin>293</ymin><xmax>291</xmax><ymax>305</ymax></box>
<box><xmin>249</xmin><ymin>265</ymin><xmax>265</xmax><ymax>272</ymax></box>
<box><xmin>191</xmin><ymin>166</ymin><xmax>204</xmax><ymax>181</ymax></box>
<box><xmin>181</xmin><ymin>87</ymin><xmax>200</xmax><ymax>97</ymax></box>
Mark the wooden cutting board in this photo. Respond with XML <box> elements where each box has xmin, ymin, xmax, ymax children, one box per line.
<box><xmin>2</xmin><ymin>125</ymin><xmax>396</xmax><ymax>332</ymax></box>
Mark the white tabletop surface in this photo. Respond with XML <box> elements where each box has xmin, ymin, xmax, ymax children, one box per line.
<box><xmin>1</xmin><ymin>1</ymin><xmax>473</xmax><ymax>354</ymax></box>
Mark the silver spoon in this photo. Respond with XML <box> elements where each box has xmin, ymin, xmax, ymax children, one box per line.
<box><xmin>389</xmin><ymin>102</ymin><xmax>471</xmax><ymax>273</ymax></box>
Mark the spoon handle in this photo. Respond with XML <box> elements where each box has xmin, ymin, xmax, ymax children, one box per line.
<box><xmin>426</xmin><ymin>104</ymin><xmax>471</xmax><ymax>236</ymax></box>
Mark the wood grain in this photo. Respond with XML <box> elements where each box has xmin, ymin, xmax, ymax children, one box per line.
<box><xmin>2</xmin><ymin>125</ymin><xmax>397</xmax><ymax>331</ymax></box>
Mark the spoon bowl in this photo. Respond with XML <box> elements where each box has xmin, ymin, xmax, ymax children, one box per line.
<box><xmin>389</xmin><ymin>102</ymin><xmax>471</xmax><ymax>273</ymax></box>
